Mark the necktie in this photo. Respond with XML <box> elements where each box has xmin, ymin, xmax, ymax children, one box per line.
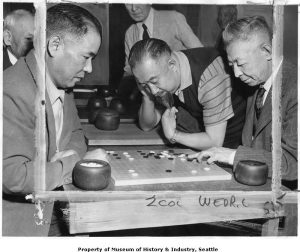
<box><xmin>255</xmin><ymin>86</ymin><xmax>266</xmax><ymax>120</ymax></box>
<box><xmin>142</xmin><ymin>23</ymin><xmax>150</xmax><ymax>40</ymax></box>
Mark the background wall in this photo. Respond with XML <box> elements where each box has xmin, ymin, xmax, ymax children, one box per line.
<box><xmin>74</xmin><ymin>3</ymin><xmax>109</xmax><ymax>87</ymax></box>
<box><xmin>3</xmin><ymin>2</ymin><xmax>35</xmax><ymax>17</ymax></box>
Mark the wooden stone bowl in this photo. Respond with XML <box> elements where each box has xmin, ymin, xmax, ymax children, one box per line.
<box><xmin>73</xmin><ymin>159</ymin><xmax>111</xmax><ymax>190</ymax></box>
<box><xmin>94</xmin><ymin>108</ymin><xmax>120</xmax><ymax>130</ymax></box>
<box><xmin>234</xmin><ymin>160</ymin><xmax>268</xmax><ymax>186</ymax></box>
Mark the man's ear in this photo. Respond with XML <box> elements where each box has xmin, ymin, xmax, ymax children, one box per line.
<box><xmin>3</xmin><ymin>29</ymin><xmax>12</xmax><ymax>46</ymax></box>
<box><xmin>261</xmin><ymin>43</ymin><xmax>272</xmax><ymax>61</ymax></box>
<box><xmin>47</xmin><ymin>35</ymin><xmax>63</xmax><ymax>57</ymax></box>
<box><xmin>168</xmin><ymin>57</ymin><xmax>177</xmax><ymax>72</ymax></box>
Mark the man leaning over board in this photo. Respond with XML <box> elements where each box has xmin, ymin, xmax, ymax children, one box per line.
<box><xmin>3</xmin><ymin>3</ymin><xmax>108</xmax><ymax>236</ymax></box>
<box><xmin>128</xmin><ymin>38</ymin><xmax>246</xmax><ymax>151</ymax></box>
<box><xmin>189</xmin><ymin>16</ymin><xmax>298</xmax><ymax>189</ymax></box>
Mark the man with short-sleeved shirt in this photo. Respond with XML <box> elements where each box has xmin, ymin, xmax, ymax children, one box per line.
<box><xmin>128</xmin><ymin>38</ymin><xmax>245</xmax><ymax>150</ymax></box>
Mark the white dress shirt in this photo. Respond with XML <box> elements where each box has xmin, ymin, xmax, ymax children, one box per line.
<box><xmin>7</xmin><ymin>49</ymin><xmax>18</xmax><ymax>65</ymax></box>
<box><xmin>137</xmin><ymin>7</ymin><xmax>154</xmax><ymax>40</ymax></box>
<box><xmin>46</xmin><ymin>75</ymin><xmax>65</xmax><ymax>151</ymax></box>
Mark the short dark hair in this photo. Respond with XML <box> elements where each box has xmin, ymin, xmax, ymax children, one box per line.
<box><xmin>128</xmin><ymin>38</ymin><xmax>171</xmax><ymax>70</ymax></box>
<box><xmin>222</xmin><ymin>15</ymin><xmax>272</xmax><ymax>48</ymax></box>
<box><xmin>47</xmin><ymin>3</ymin><xmax>102</xmax><ymax>40</ymax></box>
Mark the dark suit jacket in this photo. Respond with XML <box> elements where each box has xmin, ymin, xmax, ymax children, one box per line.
<box><xmin>3</xmin><ymin>47</ymin><xmax>13</xmax><ymax>70</ymax></box>
<box><xmin>234</xmin><ymin>61</ymin><xmax>297</xmax><ymax>181</ymax></box>
<box><xmin>2</xmin><ymin>50</ymin><xmax>87</xmax><ymax>236</ymax></box>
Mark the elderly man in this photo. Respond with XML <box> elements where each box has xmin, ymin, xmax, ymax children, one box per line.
<box><xmin>3</xmin><ymin>9</ymin><xmax>34</xmax><ymax>69</ymax></box>
<box><xmin>189</xmin><ymin>16</ymin><xmax>297</xmax><ymax>187</ymax></box>
<box><xmin>3</xmin><ymin>3</ymin><xmax>107</xmax><ymax>236</ymax></box>
<box><xmin>128</xmin><ymin>38</ymin><xmax>246</xmax><ymax>150</ymax></box>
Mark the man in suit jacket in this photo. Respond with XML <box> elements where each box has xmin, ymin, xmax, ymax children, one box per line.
<box><xmin>189</xmin><ymin>16</ymin><xmax>297</xmax><ymax>186</ymax></box>
<box><xmin>3</xmin><ymin>9</ymin><xmax>34</xmax><ymax>70</ymax></box>
<box><xmin>3</xmin><ymin>4</ymin><xmax>107</xmax><ymax>236</ymax></box>
<box><xmin>118</xmin><ymin>4</ymin><xmax>203</xmax><ymax>101</ymax></box>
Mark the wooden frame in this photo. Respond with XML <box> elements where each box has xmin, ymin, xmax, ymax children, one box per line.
<box><xmin>2</xmin><ymin>0</ymin><xmax>297</xmax><ymax>236</ymax></box>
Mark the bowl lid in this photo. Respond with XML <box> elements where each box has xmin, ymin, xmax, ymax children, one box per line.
<box><xmin>97</xmin><ymin>108</ymin><xmax>119</xmax><ymax>116</ymax></box>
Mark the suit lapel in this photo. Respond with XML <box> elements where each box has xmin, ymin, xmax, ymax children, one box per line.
<box><xmin>25</xmin><ymin>51</ymin><xmax>57</xmax><ymax>159</ymax></box>
<box><xmin>59</xmin><ymin>93</ymin><xmax>72</xmax><ymax>150</ymax></box>
<box><xmin>253</xmin><ymin>87</ymin><xmax>272</xmax><ymax>138</ymax></box>
<box><xmin>45</xmin><ymin>91</ymin><xmax>57</xmax><ymax>158</ymax></box>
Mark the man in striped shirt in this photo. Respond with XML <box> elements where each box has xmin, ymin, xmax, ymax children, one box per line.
<box><xmin>128</xmin><ymin>38</ymin><xmax>246</xmax><ymax>150</ymax></box>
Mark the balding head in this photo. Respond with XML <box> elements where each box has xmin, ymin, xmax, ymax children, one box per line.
<box><xmin>3</xmin><ymin>9</ymin><xmax>34</xmax><ymax>58</ymax></box>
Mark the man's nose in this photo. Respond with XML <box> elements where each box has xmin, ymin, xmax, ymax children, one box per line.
<box><xmin>233</xmin><ymin>64</ymin><xmax>243</xmax><ymax>78</ymax></box>
<box><xmin>83</xmin><ymin>58</ymin><xmax>93</xmax><ymax>73</ymax></box>
<box><xmin>131</xmin><ymin>4</ymin><xmax>138</xmax><ymax>11</ymax></box>
<box><xmin>147</xmin><ymin>83</ymin><xmax>160</xmax><ymax>95</ymax></box>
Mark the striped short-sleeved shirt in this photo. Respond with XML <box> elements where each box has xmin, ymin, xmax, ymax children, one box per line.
<box><xmin>174</xmin><ymin>51</ymin><xmax>233</xmax><ymax>127</ymax></box>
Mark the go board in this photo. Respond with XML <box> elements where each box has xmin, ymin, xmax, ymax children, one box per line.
<box><xmin>107</xmin><ymin>149</ymin><xmax>232</xmax><ymax>186</ymax></box>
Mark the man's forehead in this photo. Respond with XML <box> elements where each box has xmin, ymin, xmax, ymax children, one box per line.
<box><xmin>17</xmin><ymin>14</ymin><xmax>34</xmax><ymax>25</ymax></box>
<box><xmin>133</xmin><ymin>57</ymin><xmax>159</xmax><ymax>81</ymax></box>
<box><xmin>227</xmin><ymin>39</ymin><xmax>254</xmax><ymax>60</ymax></box>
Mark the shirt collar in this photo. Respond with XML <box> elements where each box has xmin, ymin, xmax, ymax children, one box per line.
<box><xmin>46</xmin><ymin>72</ymin><xmax>65</xmax><ymax>105</ymax></box>
<box><xmin>7</xmin><ymin>48</ymin><xmax>18</xmax><ymax>65</ymax></box>
<box><xmin>262</xmin><ymin>56</ymin><xmax>283</xmax><ymax>93</ymax></box>
<box><xmin>172</xmin><ymin>51</ymin><xmax>192</xmax><ymax>95</ymax></box>
<box><xmin>137</xmin><ymin>7</ymin><xmax>154</xmax><ymax>37</ymax></box>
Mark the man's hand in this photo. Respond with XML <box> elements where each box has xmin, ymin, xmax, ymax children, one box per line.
<box><xmin>138</xmin><ymin>84</ymin><xmax>153</xmax><ymax>101</ymax></box>
<box><xmin>188</xmin><ymin>147</ymin><xmax>236</xmax><ymax>165</ymax></box>
<box><xmin>50</xmin><ymin>149</ymin><xmax>79</xmax><ymax>162</ymax></box>
<box><xmin>161</xmin><ymin>107</ymin><xmax>178</xmax><ymax>140</ymax></box>
<box><xmin>83</xmin><ymin>148</ymin><xmax>109</xmax><ymax>163</ymax></box>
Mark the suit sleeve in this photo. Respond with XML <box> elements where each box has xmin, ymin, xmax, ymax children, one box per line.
<box><xmin>174</xmin><ymin>12</ymin><xmax>203</xmax><ymax>48</ymax></box>
<box><xmin>233</xmin><ymin>85</ymin><xmax>297</xmax><ymax>180</ymax></box>
<box><xmin>3</xmin><ymin>90</ymin><xmax>81</xmax><ymax>195</ymax></box>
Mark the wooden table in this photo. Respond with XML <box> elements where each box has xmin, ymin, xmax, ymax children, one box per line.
<box><xmin>57</xmin><ymin>123</ymin><xmax>297</xmax><ymax>235</ymax></box>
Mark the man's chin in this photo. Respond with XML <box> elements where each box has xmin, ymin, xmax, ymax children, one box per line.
<box><xmin>241</xmin><ymin>78</ymin><xmax>257</xmax><ymax>86</ymax></box>
<box><xmin>73</xmin><ymin>77</ymin><xmax>83</xmax><ymax>85</ymax></box>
